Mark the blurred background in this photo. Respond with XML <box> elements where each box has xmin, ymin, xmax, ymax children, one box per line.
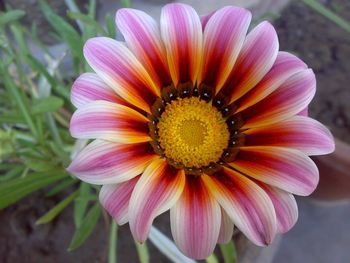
<box><xmin>0</xmin><ymin>0</ymin><xmax>349</xmax><ymax>262</ymax></box>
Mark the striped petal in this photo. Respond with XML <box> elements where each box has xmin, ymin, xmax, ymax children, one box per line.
<box><xmin>230</xmin><ymin>146</ymin><xmax>319</xmax><ymax>196</ymax></box>
<box><xmin>67</xmin><ymin>140</ymin><xmax>156</xmax><ymax>184</ymax></box>
<box><xmin>241</xmin><ymin>69</ymin><xmax>316</xmax><ymax>129</ymax></box>
<box><xmin>71</xmin><ymin>73</ymin><xmax>125</xmax><ymax>108</ymax></box>
<box><xmin>218</xmin><ymin>208</ymin><xmax>234</xmax><ymax>244</ymax></box>
<box><xmin>200</xmin><ymin>11</ymin><xmax>215</xmax><ymax>30</ymax></box>
<box><xmin>129</xmin><ymin>158</ymin><xmax>185</xmax><ymax>242</ymax></box>
<box><xmin>221</xmin><ymin>21</ymin><xmax>279</xmax><ymax>103</ymax></box>
<box><xmin>116</xmin><ymin>8</ymin><xmax>171</xmax><ymax>88</ymax></box>
<box><xmin>257</xmin><ymin>184</ymin><xmax>298</xmax><ymax>234</ymax></box>
<box><xmin>160</xmin><ymin>3</ymin><xmax>202</xmax><ymax>85</ymax></box>
<box><xmin>244</xmin><ymin>116</ymin><xmax>335</xmax><ymax>155</ymax></box>
<box><xmin>236</xmin><ymin>51</ymin><xmax>307</xmax><ymax>112</ymax></box>
<box><xmin>170</xmin><ymin>176</ymin><xmax>221</xmax><ymax>259</ymax></box>
<box><xmin>99</xmin><ymin>176</ymin><xmax>139</xmax><ymax>225</ymax></box>
<box><xmin>70</xmin><ymin>101</ymin><xmax>150</xmax><ymax>143</ymax></box>
<box><xmin>202</xmin><ymin>168</ymin><xmax>276</xmax><ymax>246</ymax></box>
<box><xmin>297</xmin><ymin>107</ymin><xmax>308</xmax><ymax>116</ymax></box>
<box><xmin>84</xmin><ymin>37</ymin><xmax>160</xmax><ymax>113</ymax></box>
<box><xmin>198</xmin><ymin>7</ymin><xmax>251</xmax><ymax>93</ymax></box>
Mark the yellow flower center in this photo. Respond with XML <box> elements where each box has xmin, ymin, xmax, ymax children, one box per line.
<box><xmin>157</xmin><ymin>97</ymin><xmax>229</xmax><ymax>168</ymax></box>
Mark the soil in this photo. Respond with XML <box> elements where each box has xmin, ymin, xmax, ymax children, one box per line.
<box><xmin>0</xmin><ymin>0</ymin><xmax>349</xmax><ymax>262</ymax></box>
<box><xmin>273</xmin><ymin>0</ymin><xmax>350</xmax><ymax>144</ymax></box>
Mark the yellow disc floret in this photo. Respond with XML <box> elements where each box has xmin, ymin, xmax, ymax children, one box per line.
<box><xmin>157</xmin><ymin>97</ymin><xmax>229</xmax><ymax>168</ymax></box>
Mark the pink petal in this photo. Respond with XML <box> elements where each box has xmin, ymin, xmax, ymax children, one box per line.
<box><xmin>83</xmin><ymin>37</ymin><xmax>160</xmax><ymax>113</ymax></box>
<box><xmin>229</xmin><ymin>146</ymin><xmax>319</xmax><ymax>196</ymax></box>
<box><xmin>70</xmin><ymin>100</ymin><xmax>150</xmax><ymax>143</ymax></box>
<box><xmin>257</xmin><ymin>183</ymin><xmax>298</xmax><ymax>233</ymax></box>
<box><xmin>220</xmin><ymin>21</ymin><xmax>279</xmax><ymax>103</ymax></box>
<box><xmin>241</xmin><ymin>69</ymin><xmax>316</xmax><ymax>128</ymax></box>
<box><xmin>198</xmin><ymin>7</ymin><xmax>251</xmax><ymax>93</ymax></box>
<box><xmin>243</xmin><ymin>116</ymin><xmax>335</xmax><ymax>155</ymax></box>
<box><xmin>67</xmin><ymin>140</ymin><xmax>157</xmax><ymax>184</ymax></box>
<box><xmin>71</xmin><ymin>73</ymin><xmax>125</xmax><ymax>108</ymax></box>
<box><xmin>202</xmin><ymin>167</ymin><xmax>277</xmax><ymax>246</ymax></box>
<box><xmin>170</xmin><ymin>176</ymin><xmax>221</xmax><ymax>259</ymax></box>
<box><xmin>236</xmin><ymin>51</ymin><xmax>307</xmax><ymax>112</ymax></box>
<box><xmin>218</xmin><ymin>208</ymin><xmax>234</xmax><ymax>244</ymax></box>
<box><xmin>129</xmin><ymin>158</ymin><xmax>185</xmax><ymax>242</ymax></box>
<box><xmin>297</xmin><ymin>107</ymin><xmax>308</xmax><ymax>116</ymax></box>
<box><xmin>160</xmin><ymin>3</ymin><xmax>202</xmax><ymax>85</ymax></box>
<box><xmin>99</xmin><ymin>176</ymin><xmax>139</xmax><ymax>225</ymax></box>
<box><xmin>116</xmin><ymin>8</ymin><xmax>171</xmax><ymax>88</ymax></box>
<box><xmin>200</xmin><ymin>11</ymin><xmax>215</xmax><ymax>30</ymax></box>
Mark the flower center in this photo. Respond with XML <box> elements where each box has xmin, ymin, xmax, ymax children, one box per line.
<box><xmin>157</xmin><ymin>97</ymin><xmax>229</xmax><ymax>168</ymax></box>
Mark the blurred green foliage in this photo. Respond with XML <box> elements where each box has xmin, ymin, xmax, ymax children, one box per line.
<box><xmin>0</xmin><ymin>0</ymin><xmax>113</xmax><ymax>255</ymax></box>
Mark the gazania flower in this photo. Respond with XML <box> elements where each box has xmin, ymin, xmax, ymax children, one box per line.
<box><xmin>68</xmin><ymin>3</ymin><xmax>334</xmax><ymax>259</ymax></box>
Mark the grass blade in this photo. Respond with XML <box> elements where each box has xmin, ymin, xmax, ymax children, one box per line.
<box><xmin>0</xmin><ymin>166</ymin><xmax>24</xmax><ymax>182</ymax></box>
<box><xmin>67</xmin><ymin>11</ymin><xmax>107</xmax><ymax>35</ymax></box>
<box><xmin>74</xmin><ymin>182</ymin><xmax>91</xmax><ymax>227</ymax></box>
<box><xmin>0</xmin><ymin>171</ymin><xmax>66</xmax><ymax>209</ymax></box>
<box><xmin>38</xmin><ymin>0</ymin><xmax>84</xmax><ymax>60</ymax></box>
<box><xmin>108</xmin><ymin>220</ymin><xmax>118</xmax><ymax>263</ymax></box>
<box><xmin>105</xmin><ymin>14</ymin><xmax>116</xmax><ymax>39</ymax></box>
<box><xmin>301</xmin><ymin>0</ymin><xmax>350</xmax><ymax>34</ymax></box>
<box><xmin>36</xmin><ymin>190</ymin><xmax>79</xmax><ymax>224</ymax></box>
<box><xmin>120</xmin><ymin>0</ymin><xmax>131</xmax><ymax>7</ymax></box>
<box><xmin>46</xmin><ymin>178</ymin><xmax>77</xmax><ymax>196</ymax></box>
<box><xmin>64</xmin><ymin>0</ymin><xmax>84</xmax><ymax>32</ymax></box>
<box><xmin>68</xmin><ymin>203</ymin><xmax>101</xmax><ymax>251</ymax></box>
<box><xmin>220</xmin><ymin>241</ymin><xmax>237</xmax><ymax>263</ymax></box>
<box><xmin>135</xmin><ymin>241</ymin><xmax>150</xmax><ymax>263</ymax></box>
<box><xmin>1</xmin><ymin>64</ymin><xmax>38</xmax><ymax>138</ymax></box>
<box><xmin>206</xmin><ymin>254</ymin><xmax>219</xmax><ymax>263</ymax></box>
<box><xmin>0</xmin><ymin>10</ymin><xmax>25</xmax><ymax>27</ymax></box>
<box><xmin>31</xmin><ymin>96</ymin><xmax>64</xmax><ymax>114</ymax></box>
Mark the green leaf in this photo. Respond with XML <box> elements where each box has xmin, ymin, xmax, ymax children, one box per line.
<box><xmin>87</xmin><ymin>0</ymin><xmax>97</xmax><ymax>18</ymax></box>
<box><xmin>120</xmin><ymin>0</ymin><xmax>131</xmax><ymax>8</ymax></box>
<box><xmin>31</xmin><ymin>96</ymin><xmax>64</xmax><ymax>114</ymax></box>
<box><xmin>46</xmin><ymin>178</ymin><xmax>77</xmax><ymax>196</ymax></box>
<box><xmin>68</xmin><ymin>203</ymin><xmax>101</xmax><ymax>251</ymax></box>
<box><xmin>135</xmin><ymin>241</ymin><xmax>150</xmax><ymax>263</ymax></box>
<box><xmin>25</xmin><ymin>54</ymin><xmax>56</xmax><ymax>86</ymax></box>
<box><xmin>23</xmin><ymin>158</ymin><xmax>55</xmax><ymax>172</ymax></box>
<box><xmin>46</xmin><ymin>113</ymin><xmax>64</xmax><ymax>148</ymax></box>
<box><xmin>0</xmin><ymin>171</ymin><xmax>66</xmax><ymax>209</ymax></box>
<box><xmin>0</xmin><ymin>10</ymin><xmax>25</xmax><ymax>27</ymax></box>
<box><xmin>220</xmin><ymin>241</ymin><xmax>237</xmax><ymax>263</ymax></box>
<box><xmin>205</xmin><ymin>254</ymin><xmax>219</xmax><ymax>263</ymax></box>
<box><xmin>36</xmin><ymin>190</ymin><xmax>79</xmax><ymax>224</ymax></box>
<box><xmin>105</xmin><ymin>14</ymin><xmax>116</xmax><ymax>39</ymax></box>
<box><xmin>1</xmin><ymin>63</ymin><xmax>38</xmax><ymax>138</ymax></box>
<box><xmin>0</xmin><ymin>113</ymin><xmax>25</xmax><ymax>124</ymax></box>
<box><xmin>10</xmin><ymin>24</ymin><xmax>30</xmax><ymax>56</ymax></box>
<box><xmin>74</xmin><ymin>183</ymin><xmax>92</xmax><ymax>227</ymax></box>
<box><xmin>0</xmin><ymin>166</ymin><xmax>24</xmax><ymax>182</ymax></box>
<box><xmin>108</xmin><ymin>220</ymin><xmax>118</xmax><ymax>263</ymax></box>
<box><xmin>301</xmin><ymin>0</ymin><xmax>350</xmax><ymax>34</ymax></box>
<box><xmin>64</xmin><ymin>0</ymin><xmax>84</xmax><ymax>32</ymax></box>
<box><xmin>38</xmin><ymin>0</ymin><xmax>84</xmax><ymax>60</ymax></box>
<box><xmin>67</xmin><ymin>11</ymin><xmax>107</xmax><ymax>35</ymax></box>
<box><xmin>25</xmin><ymin>54</ymin><xmax>70</xmax><ymax>100</ymax></box>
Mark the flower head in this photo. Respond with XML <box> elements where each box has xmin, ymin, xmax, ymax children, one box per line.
<box><xmin>68</xmin><ymin>3</ymin><xmax>334</xmax><ymax>259</ymax></box>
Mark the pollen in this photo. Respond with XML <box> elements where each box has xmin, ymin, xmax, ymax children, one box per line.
<box><xmin>157</xmin><ymin>97</ymin><xmax>230</xmax><ymax>168</ymax></box>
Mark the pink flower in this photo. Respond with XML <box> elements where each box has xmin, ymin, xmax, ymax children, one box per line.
<box><xmin>68</xmin><ymin>4</ymin><xmax>334</xmax><ymax>259</ymax></box>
